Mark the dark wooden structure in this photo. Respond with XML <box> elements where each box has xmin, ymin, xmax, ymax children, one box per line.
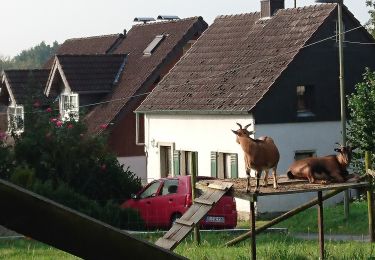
<box><xmin>0</xmin><ymin>179</ymin><xmax>185</xmax><ymax>260</ymax></box>
<box><xmin>155</xmin><ymin>182</ymin><xmax>233</xmax><ymax>250</ymax></box>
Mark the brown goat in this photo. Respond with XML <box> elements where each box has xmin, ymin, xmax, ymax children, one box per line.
<box><xmin>232</xmin><ymin>123</ymin><xmax>280</xmax><ymax>192</ymax></box>
<box><xmin>286</xmin><ymin>143</ymin><xmax>356</xmax><ymax>184</ymax></box>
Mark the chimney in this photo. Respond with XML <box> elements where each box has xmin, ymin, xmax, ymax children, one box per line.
<box><xmin>260</xmin><ymin>0</ymin><xmax>285</xmax><ymax>18</ymax></box>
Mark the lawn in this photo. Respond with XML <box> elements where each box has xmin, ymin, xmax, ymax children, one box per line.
<box><xmin>0</xmin><ymin>200</ymin><xmax>373</xmax><ymax>259</ymax></box>
<box><xmin>2</xmin><ymin>232</ymin><xmax>375</xmax><ymax>260</ymax></box>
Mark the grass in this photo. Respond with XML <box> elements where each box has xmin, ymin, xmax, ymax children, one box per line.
<box><xmin>0</xmin><ymin>200</ymin><xmax>372</xmax><ymax>259</ymax></box>
<box><xmin>1</xmin><ymin>232</ymin><xmax>375</xmax><ymax>259</ymax></box>
<box><xmin>273</xmin><ymin>200</ymin><xmax>369</xmax><ymax>235</ymax></box>
<box><xmin>0</xmin><ymin>238</ymin><xmax>79</xmax><ymax>259</ymax></box>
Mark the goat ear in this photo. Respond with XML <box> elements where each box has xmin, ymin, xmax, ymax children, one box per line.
<box><xmin>231</xmin><ymin>130</ymin><xmax>238</xmax><ymax>135</ymax></box>
<box><xmin>248</xmin><ymin>130</ymin><xmax>255</xmax><ymax>136</ymax></box>
<box><xmin>334</xmin><ymin>148</ymin><xmax>340</xmax><ymax>152</ymax></box>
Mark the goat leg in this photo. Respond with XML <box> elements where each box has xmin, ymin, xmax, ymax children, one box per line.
<box><xmin>246</xmin><ymin>169</ymin><xmax>251</xmax><ymax>193</ymax></box>
<box><xmin>262</xmin><ymin>170</ymin><xmax>268</xmax><ymax>187</ymax></box>
<box><xmin>272</xmin><ymin>167</ymin><xmax>278</xmax><ymax>189</ymax></box>
<box><xmin>254</xmin><ymin>171</ymin><xmax>260</xmax><ymax>193</ymax></box>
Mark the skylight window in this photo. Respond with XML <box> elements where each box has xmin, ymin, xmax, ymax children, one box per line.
<box><xmin>143</xmin><ymin>35</ymin><xmax>166</xmax><ymax>56</ymax></box>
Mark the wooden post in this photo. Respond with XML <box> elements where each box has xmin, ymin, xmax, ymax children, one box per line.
<box><xmin>366</xmin><ymin>151</ymin><xmax>374</xmax><ymax>242</ymax></box>
<box><xmin>317</xmin><ymin>191</ymin><xmax>324</xmax><ymax>259</ymax></box>
<box><xmin>250</xmin><ymin>195</ymin><xmax>257</xmax><ymax>260</ymax></box>
<box><xmin>191</xmin><ymin>153</ymin><xmax>201</xmax><ymax>245</ymax></box>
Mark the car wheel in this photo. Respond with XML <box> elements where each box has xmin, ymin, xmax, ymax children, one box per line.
<box><xmin>170</xmin><ymin>213</ymin><xmax>182</xmax><ymax>227</ymax></box>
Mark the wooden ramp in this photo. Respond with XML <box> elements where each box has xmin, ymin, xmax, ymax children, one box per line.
<box><xmin>155</xmin><ymin>181</ymin><xmax>233</xmax><ymax>251</ymax></box>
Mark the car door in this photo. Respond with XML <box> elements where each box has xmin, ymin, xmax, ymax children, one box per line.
<box><xmin>155</xmin><ymin>179</ymin><xmax>180</xmax><ymax>226</ymax></box>
<box><xmin>135</xmin><ymin>181</ymin><xmax>162</xmax><ymax>227</ymax></box>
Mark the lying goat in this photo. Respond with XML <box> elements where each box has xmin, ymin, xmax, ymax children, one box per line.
<box><xmin>287</xmin><ymin>143</ymin><xmax>356</xmax><ymax>184</ymax></box>
<box><xmin>232</xmin><ymin>123</ymin><xmax>280</xmax><ymax>192</ymax></box>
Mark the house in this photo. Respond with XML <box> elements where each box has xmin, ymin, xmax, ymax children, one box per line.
<box><xmin>136</xmin><ymin>1</ymin><xmax>375</xmax><ymax>213</ymax></box>
<box><xmin>82</xmin><ymin>17</ymin><xmax>208</xmax><ymax>182</ymax></box>
<box><xmin>0</xmin><ymin>69</ymin><xmax>50</xmax><ymax>133</ymax></box>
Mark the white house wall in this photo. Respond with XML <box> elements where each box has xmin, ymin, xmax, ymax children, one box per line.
<box><xmin>117</xmin><ymin>156</ymin><xmax>147</xmax><ymax>184</ymax></box>
<box><xmin>145</xmin><ymin>113</ymin><xmax>254</xmax><ymax>181</ymax></box>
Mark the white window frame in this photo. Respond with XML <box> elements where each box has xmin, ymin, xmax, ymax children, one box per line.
<box><xmin>59</xmin><ymin>93</ymin><xmax>79</xmax><ymax>121</ymax></box>
<box><xmin>7</xmin><ymin>105</ymin><xmax>24</xmax><ymax>134</ymax></box>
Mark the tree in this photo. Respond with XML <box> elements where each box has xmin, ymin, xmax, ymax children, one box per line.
<box><xmin>367</xmin><ymin>0</ymin><xmax>375</xmax><ymax>38</ymax></box>
<box><xmin>0</xmin><ymin>41</ymin><xmax>59</xmax><ymax>70</ymax></box>
<box><xmin>347</xmin><ymin>68</ymin><xmax>375</xmax><ymax>171</ymax></box>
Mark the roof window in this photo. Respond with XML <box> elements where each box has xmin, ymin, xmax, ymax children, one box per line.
<box><xmin>143</xmin><ymin>35</ymin><xmax>166</xmax><ymax>56</ymax></box>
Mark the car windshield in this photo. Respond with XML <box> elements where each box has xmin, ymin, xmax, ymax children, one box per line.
<box><xmin>139</xmin><ymin>181</ymin><xmax>161</xmax><ymax>199</ymax></box>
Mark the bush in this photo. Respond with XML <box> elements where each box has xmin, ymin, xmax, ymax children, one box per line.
<box><xmin>32</xmin><ymin>180</ymin><xmax>144</xmax><ymax>229</ymax></box>
<box><xmin>10</xmin><ymin>165</ymin><xmax>35</xmax><ymax>189</ymax></box>
<box><xmin>12</xmin><ymin>104</ymin><xmax>142</xmax><ymax>203</ymax></box>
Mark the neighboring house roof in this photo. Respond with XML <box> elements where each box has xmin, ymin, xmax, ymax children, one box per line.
<box><xmin>44</xmin><ymin>34</ymin><xmax>125</xmax><ymax>68</ymax></box>
<box><xmin>85</xmin><ymin>17</ymin><xmax>208</xmax><ymax>134</ymax></box>
<box><xmin>45</xmin><ymin>54</ymin><xmax>127</xmax><ymax>95</ymax></box>
<box><xmin>0</xmin><ymin>69</ymin><xmax>50</xmax><ymax>105</ymax></box>
<box><xmin>136</xmin><ymin>4</ymin><xmax>342</xmax><ymax>114</ymax></box>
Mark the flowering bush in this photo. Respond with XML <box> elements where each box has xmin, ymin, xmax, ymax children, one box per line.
<box><xmin>12</xmin><ymin>102</ymin><xmax>142</xmax><ymax>204</ymax></box>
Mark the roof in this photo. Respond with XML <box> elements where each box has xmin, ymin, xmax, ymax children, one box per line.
<box><xmin>1</xmin><ymin>69</ymin><xmax>50</xmax><ymax>105</ymax></box>
<box><xmin>43</xmin><ymin>34</ymin><xmax>124</xmax><ymax>68</ymax></box>
<box><xmin>85</xmin><ymin>17</ymin><xmax>208</xmax><ymax>134</ymax></box>
<box><xmin>136</xmin><ymin>4</ymin><xmax>339</xmax><ymax>113</ymax></box>
<box><xmin>45</xmin><ymin>54</ymin><xmax>127</xmax><ymax>94</ymax></box>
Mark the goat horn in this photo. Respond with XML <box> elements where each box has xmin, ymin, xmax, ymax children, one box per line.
<box><xmin>244</xmin><ymin>123</ymin><xmax>252</xmax><ymax>129</ymax></box>
<box><xmin>236</xmin><ymin>123</ymin><xmax>242</xmax><ymax>129</ymax></box>
<box><xmin>335</xmin><ymin>142</ymin><xmax>342</xmax><ymax>147</ymax></box>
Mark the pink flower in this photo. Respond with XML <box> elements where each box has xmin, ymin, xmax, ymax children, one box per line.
<box><xmin>100</xmin><ymin>124</ymin><xmax>108</xmax><ymax>130</ymax></box>
<box><xmin>56</xmin><ymin>121</ymin><xmax>63</xmax><ymax>127</ymax></box>
<box><xmin>67</xmin><ymin>124</ymin><xmax>73</xmax><ymax>129</ymax></box>
<box><xmin>46</xmin><ymin>107</ymin><xmax>52</xmax><ymax>113</ymax></box>
<box><xmin>45</xmin><ymin>132</ymin><xmax>52</xmax><ymax>140</ymax></box>
<box><xmin>33</xmin><ymin>101</ymin><xmax>41</xmax><ymax>108</ymax></box>
<box><xmin>50</xmin><ymin>118</ymin><xmax>58</xmax><ymax>123</ymax></box>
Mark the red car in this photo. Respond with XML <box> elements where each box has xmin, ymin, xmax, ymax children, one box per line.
<box><xmin>121</xmin><ymin>176</ymin><xmax>237</xmax><ymax>229</ymax></box>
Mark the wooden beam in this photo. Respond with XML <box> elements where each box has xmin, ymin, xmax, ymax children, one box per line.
<box><xmin>317</xmin><ymin>191</ymin><xmax>324</xmax><ymax>260</ymax></box>
<box><xmin>250</xmin><ymin>201</ymin><xmax>256</xmax><ymax>260</ymax></box>
<box><xmin>0</xmin><ymin>179</ymin><xmax>185</xmax><ymax>260</ymax></box>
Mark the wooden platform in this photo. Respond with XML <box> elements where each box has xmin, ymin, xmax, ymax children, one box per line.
<box><xmin>197</xmin><ymin>176</ymin><xmax>369</xmax><ymax>200</ymax></box>
<box><xmin>155</xmin><ymin>182</ymin><xmax>233</xmax><ymax>251</ymax></box>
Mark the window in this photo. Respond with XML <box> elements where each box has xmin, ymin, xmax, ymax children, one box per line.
<box><xmin>135</xmin><ymin>113</ymin><xmax>145</xmax><ymax>145</ymax></box>
<box><xmin>173</xmin><ymin>150</ymin><xmax>198</xmax><ymax>176</ymax></box>
<box><xmin>7</xmin><ymin>105</ymin><xmax>24</xmax><ymax>133</ymax></box>
<box><xmin>296</xmin><ymin>85</ymin><xmax>314</xmax><ymax>117</ymax></box>
<box><xmin>60</xmin><ymin>93</ymin><xmax>79</xmax><ymax>121</ymax></box>
<box><xmin>143</xmin><ymin>35</ymin><xmax>166</xmax><ymax>56</ymax></box>
<box><xmin>161</xmin><ymin>179</ymin><xmax>179</xmax><ymax>196</ymax></box>
<box><xmin>139</xmin><ymin>181</ymin><xmax>161</xmax><ymax>199</ymax></box>
<box><xmin>294</xmin><ymin>150</ymin><xmax>316</xmax><ymax>161</ymax></box>
<box><xmin>211</xmin><ymin>152</ymin><xmax>238</xmax><ymax>179</ymax></box>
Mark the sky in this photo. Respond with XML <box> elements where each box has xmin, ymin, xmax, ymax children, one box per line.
<box><xmin>0</xmin><ymin>0</ymin><xmax>371</xmax><ymax>57</ymax></box>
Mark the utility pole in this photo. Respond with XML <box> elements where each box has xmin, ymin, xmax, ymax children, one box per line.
<box><xmin>337</xmin><ymin>0</ymin><xmax>350</xmax><ymax>220</ymax></box>
<box><xmin>294</xmin><ymin>0</ymin><xmax>297</xmax><ymax>8</ymax></box>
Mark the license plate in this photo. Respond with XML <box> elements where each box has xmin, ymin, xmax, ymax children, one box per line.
<box><xmin>205</xmin><ymin>216</ymin><xmax>225</xmax><ymax>223</ymax></box>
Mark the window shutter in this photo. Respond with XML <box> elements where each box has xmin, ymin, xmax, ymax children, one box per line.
<box><xmin>173</xmin><ymin>150</ymin><xmax>180</xmax><ymax>176</ymax></box>
<box><xmin>210</xmin><ymin>152</ymin><xmax>217</xmax><ymax>178</ymax></box>
<box><xmin>230</xmin><ymin>153</ymin><xmax>238</xmax><ymax>178</ymax></box>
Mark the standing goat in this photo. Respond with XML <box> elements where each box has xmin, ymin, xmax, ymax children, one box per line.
<box><xmin>232</xmin><ymin>123</ymin><xmax>280</xmax><ymax>192</ymax></box>
<box><xmin>286</xmin><ymin>143</ymin><xmax>356</xmax><ymax>184</ymax></box>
